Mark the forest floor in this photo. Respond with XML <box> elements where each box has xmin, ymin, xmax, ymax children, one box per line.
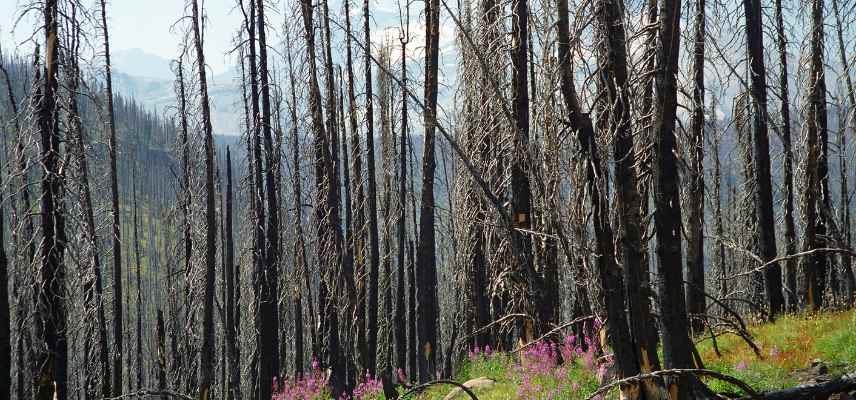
<box><xmin>416</xmin><ymin>309</ymin><xmax>856</xmax><ymax>399</ymax></box>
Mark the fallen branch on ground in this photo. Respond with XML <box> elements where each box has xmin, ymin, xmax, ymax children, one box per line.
<box><xmin>586</xmin><ymin>368</ymin><xmax>758</xmax><ymax>400</ymax></box>
<box><xmin>102</xmin><ymin>389</ymin><xmax>194</xmax><ymax>400</ymax></box>
<box><xmin>737</xmin><ymin>372</ymin><xmax>856</xmax><ymax>400</ymax></box>
<box><xmin>399</xmin><ymin>380</ymin><xmax>480</xmax><ymax>400</ymax></box>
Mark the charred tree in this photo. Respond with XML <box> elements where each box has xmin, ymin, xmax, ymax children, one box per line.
<box><xmin>343</xmin><ymin>0</ymin><xmax>369</xmax><ymax>373</ymax></box>
<box><xmin>188</xmin><ymin>0</ymin><xmax>218</xmax><ymax>398</ymax></box>
<box><xmin>773</xmin><ymin>0</ymin><xmax>799</xmax><ymax>312</ymax></box>
<box><xmin>299</xmin><ymin>0</ymin><xmax>347</xmax><ymax>393</ymax></box>
<box><xmin>416</xmin><ymin>0</ymin><xmax>440</xmax><ymax>381</ymax></box>
<box><xmin>33</xmin><ymin>1</ymin><xmax>68</xmax><ymax>399</ymax></box>
<box><xmin>224</xmin><ymin>148</ymin><xmax>241</xmax><ymax>399</ymax></box>
<box><xmin>363</xmin><ymin>0</ymin><xmax>382</xmax><ymax>375</ymax></box>
<box><xmin>686</xmin><ymin>0</ymin><xmax>707</xmax><ymax>334</ymax></box>
<box><xmin>743</xmin><ymin>0</ymin><xmax>785</xmax><ymax>316</ymax></box>
<box><xmin>650</xmin><ymin>0</ymin><xmax>701</xmax><ymax>396</ymax></box>
<box><xmin>801</xmin><ymin>0</ymin><xmax>831</xmax><ymax>311</ymax></box>
<box><xmin>255</xmin><ymin>0</ymin><xmax>281</xmax><ymax>381</ymax></box>
<box><xmin>98</xmin><ymin>1</ymin><xmax>124</xmax><ymax>395</ymax></box>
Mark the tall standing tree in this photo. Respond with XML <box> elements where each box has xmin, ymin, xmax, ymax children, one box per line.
<box><xmin>743</xmin><ymin>0</ymin><xmax>784</xmax><ymax>316</ymax></box>
<box><xmin>33</xmin><ymin>1</ymin><xmax>68</xmax><ymax>399</ymax></box>
<box><xmin>416</xmin><ymin>0</ymin><xmax>440</xmax><ymax>382</ymax></box>
<box><xmin>801</xmin><ymin>0</ymin><xmax>831</xmax><ymax>310</ymax></box>
<box><xmin>650</xmin><ymin>0</ymin><xmax>698</xmax><ymax>396</ymax></box>
<box><xmin>224</xmin><ymin>148</ymin><xmax>241</xmax><ymax>399</ymax></box>
<box><xmin>0</xmin><ymin>112</ymin><xmax>9</xmax><ymax>400</ymax></box>
<box><xmin>98</xmin><ymin>1</ymin><xmax>123</xmax><ymax>395</ymax></box>
<box><xmin>686</xmin><ymin>0</ymin><xmax>707</xmax><ymax>334</ymax></box>
<box><xmin>300</xmin><ymin>0</ymin><xmax>347</xmax><ymax>393</ymax></box>
<box><xmin>188</xmin><ymin>0</ymin><xmax>218</xmax><ymax>398</ymax></box>
<box><xmin>255</xmin><ymin>0</ymin><xmax>282</xmax><ymax>384</ymax></box>
<box><xmin>364</xmin><ymin>0</ymin><xmax>382</xmax><ymax>375</ymax></box>
<box><xmin>343</xmin><ymin>0</ymin><xmax>369</xmax><ymax>372</ymax></box>
<box><xmin>773</xmin><ymin>0</ymin><xmax>799</xmax><ymax>311</ymax></box>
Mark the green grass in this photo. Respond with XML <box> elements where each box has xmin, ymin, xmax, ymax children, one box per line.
<box><xmin>412</xmin><ymin>310</ymin><xmax>855</xmax><ymax>399</ymax></box>
<box><xmin>696</xmin><ymin>309</ymin><xmax>856</xmax><ymax>394</ymax></box>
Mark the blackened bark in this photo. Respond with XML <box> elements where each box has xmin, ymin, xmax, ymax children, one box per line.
<box><xmin>510</xmin><ymin>0</ymin><xmax>539</xmax><ymax>338</ymax></box>
<box><xmin>0</xmin><ymin>123</ymin><xmax>8</xmax><ymax>400</ymax></box>
<box><xmin>98</xmin><ymin>1</ymin><xmax>123</xmax><ymax>395</ymax></box>
<box><xmin>255</xmin><ymin>0</ymin><xmax>281</xmax><ymax>381</ymax></box>
<box><xmin>416</xmin><ymin>0</ymin><xmax>440</xmax><ymax>381</ymax></box>
<box><xmin>299</xmin><ymin>0</ymin><xmax>346</xmax><ymax>393</ymax></box>
<box><xmin>189</xmin><ymin>1</ymin><xmax>218</xmax><ymax>398</ymax></box>
<box><xmin>344</xmin><ymin>0</ymin><xmax>369</xmax><ymax>372</ymax></box>
<box><xmin>34</xmin><ymin>2</ymin><xmax>67</xmax><ymax>398</ymax></box>
<box><xmin>407</xmin><ymin>240</ymin><xmax>418</xmax><ymax>380</ymax></box>
<box><xmin>651</xmin><ymin>0</ymin><xmax>697</xmax><ymax>396</ymax></box>
<box><xmin>364</xmin><ymin>0</ymin><xmax>382</xmax><ymax>375</ymax></box>
<box><xmin>686</xmin><ymin>0</ymin><xmax>706</xmax><ymax>334</ymax></box>
<box><xmin>224</xmin><ymin>148</ymin><xmax>241</xmax><ymax>398</ymax></box>
<box><xmin>743</xmin><ymin>0</ymin><xmax>785</xmax><ymax>317</ymax></box>
<box><xmin>773</xmin><ymin>0</ymin><xmax>798</xmax><ymax>312</ymax></box>
<box><xmin>156</xmin><ymin>310</ymin><xmax>167</xmax><ymax>397</ymax></box>
<box><xmin>285</xmin><ymin>35</ymin><xmax>313</xmax><ymax>376</ymax></box>
<box><xmin>801</xmin><ymin>0</ymin><xmax>830</xmax><ymax>311</ymax></box>
<box><xmin>592</xmin><ymin>0</ymin><xmax>662</xmax><ymax>392</ymax></box>
<box><xmin>64</xmin><ymin>38</ymin><xmax>110</xmax><ymax>399</ymax></box>
<box><xmin>394</xmin><ymin>34</ymin><xmax>409</xmax><ymax>376</ymax></box>
<box><xmin>832</xmin><ymin>0</ymin><xmax>856</xmax><ymax>305</ymax></box>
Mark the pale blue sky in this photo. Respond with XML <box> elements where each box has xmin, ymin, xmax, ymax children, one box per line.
<box><xmin>0</xmin><ymin>0</ymin><xmax>244</xmax><ymax>74</ymax></box>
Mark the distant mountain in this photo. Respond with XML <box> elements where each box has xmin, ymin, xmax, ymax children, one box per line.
<box><xmin>113</xmin><ymin>48</ymin><xmax>175</xmax><ymax>81</ymax></box>
<box><xmin>112</xmin><ymin>60</ymin><xmax>244</xmax><ymax>136</ymax></box>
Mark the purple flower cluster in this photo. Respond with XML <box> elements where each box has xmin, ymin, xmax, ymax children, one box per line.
<box><xmin>351</xmin><ymin>372</ymin><xmax>384</xmax><ymax>400</ymax></box>
<box><xmin>510</xmin><ymin>331</ymin><xmax>609</xmax><ymax>399</ymax></box>
<box><xmin>272</xmin><ymin>358</ymin><xmax>330</xmax><ymax>400</ymax></box>
<box><xmin>468</xmin><ymin>344</ymin><xmax>494</xmax><ymax>361</ymax></box>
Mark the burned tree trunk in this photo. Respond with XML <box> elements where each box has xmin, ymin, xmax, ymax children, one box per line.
<box><xmin>98</xmin><ymin>1</ymin><xmax>123</xmax><ymax>395</ymax></box>
<box><xmin>224</xmin><ymin>148</ymin><xmax>241</xmax><ymax>399</ymax></box>
<box><xmin>416</xmin><ymin>0</ymin><xmax>440</xmax><ymax>382</ymax></box>
<box><xmin>188</xmin><ymin>0</ymin><xmax>218</xmax><ymax>398</ymax></box>
<box><xmin>686</xmin><ymin>0</ymin><xmax>706</xmax><ymax>334</ymax></box>
<box><xmin>255</xmin><ymin>0</ymin><xmax>281</xmax><ymax>381</ymax></box>
<box><xmin>743</xmin><ymin>0</ymin><xmax>785</xmax><ymax>317</ymax></box>
<box><xmin>773</xmin><ymin>0</ymin><xmax>799</xmax><ymax>312</ymax></box>
<box><xmin>344</xmin><ymin>0</ymin><xmax>369</xmax><ymax>373</ymax></box>
<box><xmin>801</xmin><ymin>0</ymin><xmax>831</xmax><ymax>311</ymax></box>
<box><xmin>33</xmin><ymin>1</ymin><xmax>68</xmax><ymax>399</ymax></box>
<box><xmin>363</xmin><ymin>0</ymin><xmax>382</xmax><ymax>375</ymax></box>
<box><xmin>650</xmin><ymin>0</ymin><xmax>699</xmax><ymax>396</ymax></box>
<box><xmin>394</xmin><ymin>31</ymin><xmax>410</xmax><ymax>376</ymax></box>
<box><xmin>832</xmin><ymin>0</ymin><xmax>856</xmax><ymax>305</ymax></box>
<box><xmin>299</xmin><ymin>0</ymin><xmax>347</xmax><ymax>393</ymax></box>
<box><xmin>65</xmin><ymin>36</ymin><xmax>110</xmax><ymax>399</ymax></box>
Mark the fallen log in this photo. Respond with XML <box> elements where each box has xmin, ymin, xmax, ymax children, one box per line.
<box><xmin>739</xmin><ymin>373</ymin><xmax>856</xmax><ymax>400</ymax></box>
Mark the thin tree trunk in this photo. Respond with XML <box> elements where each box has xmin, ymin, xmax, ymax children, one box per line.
<box><xmin>363</xmin><ymin>0</ymin><xmax>382</xmax><ymax>375</ymax></box>
<box><xmin>33</xmin><ymin>2</ymin><xmax>67</xmax><ymax>398</ymax></box>
<box><xmin>98</xmin><ymin>1</ymin><xmax>123</xmax><ymax>395</ymax></box>
<box><xmin>394</xmin><ymin>32</ymin><xmax>410</xmax><ymax>376</ymax></box>
<box><xmin>255</xmin><ymin>0</ymin><xmax>281</xmax><ymax>382</ymax></box>
<box><xmin>189</xmin><ymin>1</ymin><xmax>218</xmax><ymax>398</ymax></box>
<box><xmin>832</xmin><ymin>0</ymin><xmax>856</xmax><ymax>305</ymax></box>
<box><xmin>299</xmin><ymin>0</ymin><xmax>346</xmax><ymax>393</ymax></box>
<box><xmin>224</xmin><ymin>148</ymin><xmax>241</xmax><ymax>399</ymax></box>
<box><xmin>801</xmin><ymin>0</ymin><xmax>830</xmax><ymax>310</ymax></box>
<box><xmin>344</xmin><ymin>0</ymin><xmax>369</xmax><ymax>373</ymax></box>
<box><xmin>416</xmin><ymin>0</ymin><xmax>440</xmax><ymax>381</ymax></box>
<box><xmin>743</xmin><ymin>0</ymin><xmax>785</xmax><ymax>317</ymax></box>
<box><xmin>651</xmin><ymin>0</ymin><xmax>699</xmax><ymax>395</ymax></box>
<box><xmin>685</xmin><ymin>0</ymin><xmax>707</xmax><ymax>335</ymax></box>
<box><xmin>773</xmin><ymin>0</ymin><xmax>798</xmax><ymax>312</ymax></box>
